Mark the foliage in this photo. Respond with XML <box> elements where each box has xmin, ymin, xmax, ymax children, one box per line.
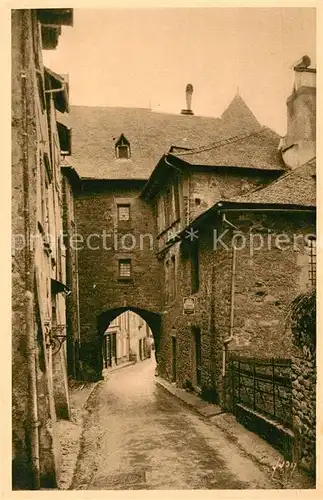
<box><xmin>286</xmin><ymin>288</ymin><xmax>316</xmax><ymax>352</ymax></box>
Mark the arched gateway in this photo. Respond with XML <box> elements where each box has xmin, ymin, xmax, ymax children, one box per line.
<box><xmin>98</xmin><ymin>306</ymin><xmax>161</xmax><ymax>366</ymax></box>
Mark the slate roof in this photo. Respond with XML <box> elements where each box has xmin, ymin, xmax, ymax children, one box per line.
<box><xmin>61</xmin><ymin>94</ymin><xmax>282</xmax><ymax>180</ymax></box>
<box><xmin>171</xmin><ymin>127</ymin><xmax>284</xmax><ymax>170</ymax></box>
<box><xmin>230</xmin><ymin>157</ymin><xmax>316</xmax><ymax>207</ymax></box>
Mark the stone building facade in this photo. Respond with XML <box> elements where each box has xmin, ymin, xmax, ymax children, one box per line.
<box><xmin>54</xmin><ymin>56</ymin><xmax>315</xmax><ymax>472</ymax></box>
<box><xmin>140</xmin><ymin>64</ymin><xmax>316</xmax><ymax>471</ymax></box>
<box><xmin>61</xmin><ymin>164</ymin><xmax>81</xmax><ymax>379</ymax></box>
<box><xmin>73</xmin><ymin>178</ymin><xmax>162</xmax><ymax>379</ymax></box>
<box><xmin>12</xmin><ymin>6</ymin><xmax>316</xmax><ymax>486</ymax></box>
<box><xmin>12</xmin><ymin>8</ymin><xmax>74</xmax><ymax>489</ymax></box>
<box><xmin>141</xmin><ymin>64</ymin><xmax>316</xmax><ymax>403</ymax></box>
<box><xmin>64</xmin><ymin>98</ymin><xmax>264</xmax><ymax>379</ymax></box>
<box><xmin>154</xmin><ymin>190</ymin><xmax>315</xmax><ymax>401</ymax></box>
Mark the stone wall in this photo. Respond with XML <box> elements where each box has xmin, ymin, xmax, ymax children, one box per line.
<box><xmin>188</xmin><ymin>169</ymin><xmax>278</xmax><ymax>223</ymax></box>
<box><xmin>158</xmin><ymin>229</ymin><xmax>228</xmax><ymax>401</ymax></box>
<box><xmin>291</xmin><ymin>348</ymin><xmax>316</xmax><ymax>475</ymax></box>
<box><xmin>62</xmin><ymin>173</ymin><xmax>81</xmax><ymax>378</ymax></box>
<box><xmin>225</xmin><ymin>211</ymin><xmax>315</xmax><ymax>358</ymax></box>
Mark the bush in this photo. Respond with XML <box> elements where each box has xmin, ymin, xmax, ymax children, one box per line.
<box><xmin>286</xmin><ymin>287</ymin><xmax>316</xmax><ymax>352</ymax></box>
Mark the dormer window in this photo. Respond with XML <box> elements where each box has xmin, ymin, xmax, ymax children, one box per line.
<box><xmin>115</xmin><ymin>134</ymin><xmax>131</xmax><ymax>160</ymax></box>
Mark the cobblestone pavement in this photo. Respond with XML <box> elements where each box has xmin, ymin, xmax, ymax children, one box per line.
<box><xmin>72</xmin><ymin>358</ymin><xmax>277</xmax><ymax>490</ymax></box>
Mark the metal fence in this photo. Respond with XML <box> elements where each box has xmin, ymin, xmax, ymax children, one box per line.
<box><xmin>229</xmin><ymin>356</ymin><xmax>292</xmax><ymax>428</ymax></box>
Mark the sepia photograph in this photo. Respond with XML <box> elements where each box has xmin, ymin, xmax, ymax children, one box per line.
<box><xmin>11</xmin><ymin>3</ymin><xmax>317</xmax><ymax>492</ymax></box>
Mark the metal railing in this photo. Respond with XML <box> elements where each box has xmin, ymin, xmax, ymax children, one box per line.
<box><xmin>229</xmin><ymin>356</ymin><xmax>292</xmax><ymax>428</ymax></box>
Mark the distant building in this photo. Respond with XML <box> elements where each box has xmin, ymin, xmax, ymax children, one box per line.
<box><xmin>103</xmin><ymin>313</ymin><xmax>129</xmax><ymax>369</ymax></box>
<box><xmin>102</xmin><ymin>311</ymin><xmax>153</xmax><ymax>378</ymax></box>
<box><xmin>128</xmin><ymin>311</ymin><xmax>153</xmax><ymax>361</ymax></box>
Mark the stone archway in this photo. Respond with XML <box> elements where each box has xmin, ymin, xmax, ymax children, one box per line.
<box><xmin>97</xmin><ymin>306</ymin><xmax>161</xmax><ymax>374</ymax></box>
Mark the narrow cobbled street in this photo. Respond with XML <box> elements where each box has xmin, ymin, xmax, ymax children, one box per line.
<box><xmin>72</xmin><ymin>358</ymin><xmax>275</xmax><ymax>490</ymax></box>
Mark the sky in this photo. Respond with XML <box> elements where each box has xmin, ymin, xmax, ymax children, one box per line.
<box><xmin>43</xmin><ymin>7</ymin><xmax>316</xmax><ymax>136</ymax></box>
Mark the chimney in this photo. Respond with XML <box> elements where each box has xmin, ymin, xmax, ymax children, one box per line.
<box><xmin>281</xmin><ymin>56</ymin><xmax>316</xmax><ymax>168</ymax></box>
<box><xmin>181</xmin><ymin>84</ymin><xmax>194</xmax><ymax>115</ymax></box>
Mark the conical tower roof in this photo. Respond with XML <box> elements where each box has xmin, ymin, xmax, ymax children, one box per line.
<box><xmin>221</xmin><ymin>93</ymin><xmax>261</xmax><ymax>133</ymax></box>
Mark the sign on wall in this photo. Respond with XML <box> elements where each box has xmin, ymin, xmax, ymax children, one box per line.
<box><xmin>183</xmin><ymin>297</ymin><xmax>195</xmax><ymax>315</ymax></box>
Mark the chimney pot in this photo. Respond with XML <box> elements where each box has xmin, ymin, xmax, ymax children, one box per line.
<box><xmin>181</xmin><ymin>83</ymin><xmax>194</xmax><ymax>115</ymax></box>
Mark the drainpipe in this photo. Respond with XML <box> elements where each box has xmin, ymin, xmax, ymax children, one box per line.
<box><xmin>221</xmin><ymin>213</ymin><xmax>238</xmax><ymax>378</ymax></box>
<box><xmin>222</xmin><ymin>244</ymin><xmax>237</xmax><ymax>377</ymax></box>
<box><xmin>127</xmin><ymin>311</ymin><xmax>131</xmax><ymax>361</ymax></box>
<box><xmin>26</xmin><ymin>291</ymin><xmax>41</xmax><ymax>489</ymax></box>
<box><xmin>20</xmin><ymin>11</ymin><xmax>40</xmax><ymax>488</ymax></box>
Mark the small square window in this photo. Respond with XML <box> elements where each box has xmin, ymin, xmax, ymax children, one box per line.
<box><xmin>117</xmin><ymin>204</ymin><xmax>130</xmax><ymax>221</ymax></box>
<box><xmin>119</xmin><ymin>259</ymin><xmax>131</xmax><ymax>278</ymax></box>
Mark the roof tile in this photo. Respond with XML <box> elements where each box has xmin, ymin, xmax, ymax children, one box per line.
<box><xmin>173</xmin><ymin>127</ymin><xmax>284</xmax><ymax>170</ymax></box>
<box><xmin>61</xmin><ymin>94</ymin><xmax>279</xmax><ymax>180</ymax></box>
<box><xmin>231</xmin><ymin>158</ymin><xmax>316</xmax><ymax>206</ymax></box>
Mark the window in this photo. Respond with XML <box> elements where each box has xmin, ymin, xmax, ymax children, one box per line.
<box><xmin>119</xmin><ymin>259</ymin><xmax>131</xmax><ymax>279</ymax></box>
<box><xmin>173</xmin><ymin>180</ymin><xmax>180</xmax><ymax>220</ymax></box>
<box><xmin>115</xmin><ymin>134</ymin><xmax>131</xmax><ymax>159</ymax></box>
<box><xmin>165</xmin><ymin>260</ymin><xmax>170</xmax><ymax>302</ymax></box>
<box><xmin>192</xmin><ymin>327</ymin><xmax>202</xmax><ymax>387</ymax></box>
<box><xmin>118</xmin><ymin>145</ymin><xmax>130</xmax><ymax>159</ymax></box>
<box><xmin>191</xmin><ymin>241</ymin><xmax>199</xmax><ymax>293</ymax></box>
<box><xmin>118</xmin><ymin>204</ymin><xmax>130</xmax><ymax>221</ymax></box>
<box><xmin>170</xmin><ymin>255</ymin><xmax>176</xmax><ymax>300</ymax></box>
<box><xmin>164</xmin><ymin>187</ymin><xmax>173</xmax><ymax>228</ymax></box>
<box><xmin>163</xmin><ymin>182</ymin><xmax>180</xmax><ymax>229</ymax></box>
<box><xmin>157</xmin><ymin>197</ymin><xmax>166</xmax><ymax>233</ymax></box>
<box><xmin>165</xmin><ymin>256</ymin><xmax>176</xmax><ymax>302</ymax></box>
<box><xmin>308</xmin><ymin>237</ymin><xmax>316</xmax><ymax>287</ymax></box>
